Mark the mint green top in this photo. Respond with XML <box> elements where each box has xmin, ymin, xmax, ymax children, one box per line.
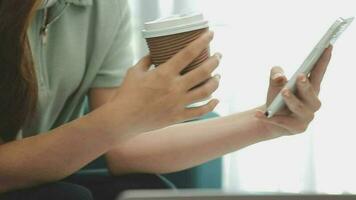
<box><xmin>22</xmin><ymin>0</ymin><xmax>134</xmax><ymax>137</ymax></box>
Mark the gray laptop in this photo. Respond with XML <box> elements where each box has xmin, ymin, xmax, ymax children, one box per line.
<box><xmin>118</xmin><ymin>189</ymin><xmax>356</xmax><ymax>200</ymax></box>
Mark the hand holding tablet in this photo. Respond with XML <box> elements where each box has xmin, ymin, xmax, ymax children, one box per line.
<box><xmin>265</xmin><ymin>17</ymin><xmax>354</xmax><ymax>118</ymax></box>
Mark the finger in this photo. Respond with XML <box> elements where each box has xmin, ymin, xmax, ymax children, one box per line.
<box><xmin>182</xmin><ymin>53</ymin><xmax>222</xmax><ymax>89</ymax></box>
<box><xmin>267</xmin><ymin>66</ymin><xmax>288</xmax><ymax>104</ymax></box>
<box><xmin>136</xmin><ymin>55</ymin><xmax>152</xmax><ymax>71</ymax></box>
<box><xmin>309</xmin><ymin>46</ymin><xmax>333</xmax><ymax>94</ymax></box>
<box><xmin>185</xmin><ymin>75</ymin><xmax>220</xmax><ymax>104</ymax></box>
<box><xmin>269</xmin><ymin>66</ymin><xmax>287</xmax><ymax>87</ymax></box>
<box><xmin>281</xmin><ymin>89</ymin><xmax>314</xmax><ymax>120</ymax></box>
<box><xmin>296</xmin><ymin>74</ymin><xmax>322</xmax><ymax>112</ymax></box>
<box><xmin>165</xmin><ymin>31</ymin><xmax>214</xmax><ymax>74</ymax></box>
<box><xmin>184</xmin><ymin>99</ymin><xmax>219</xmax><ymax>120</ymax></box>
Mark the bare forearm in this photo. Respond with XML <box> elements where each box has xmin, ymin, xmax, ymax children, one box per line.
<box><xmin>107</xmin><ymin>107</ymin><xmax>274</xmax><ymax>174</ymax></box>
<box><xmin>0</xmin><ymin>115</ymin><xmax>116</xmax><ymax>193</ymax></box>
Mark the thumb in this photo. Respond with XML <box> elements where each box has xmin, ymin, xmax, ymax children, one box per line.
<box><xmin>266</xmin><ymin>66</ymin><xmax>287</xmax><ymax>105</ymax></box>
<box><xmin>136</xmin><ymin>55</ymin><xmax>152</xmax><ymax>71</ymax></box>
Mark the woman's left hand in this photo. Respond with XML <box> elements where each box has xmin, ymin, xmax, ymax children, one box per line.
<box><xmin>255</xmin><ymin>46</ymin><xmax>333</xmax><ymax>137</ymax></box>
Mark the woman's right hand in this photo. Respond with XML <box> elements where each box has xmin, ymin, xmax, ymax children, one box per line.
<box><xmin>90</xmin><ymin>31</ymin><xmax>221</xmax><ymax>138</ymax></box>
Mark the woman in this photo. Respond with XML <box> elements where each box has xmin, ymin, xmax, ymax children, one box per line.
<box><xmin>0</xmin><ymin>0</ymin><xmax>332</xmax><ymax>199</ymax></box>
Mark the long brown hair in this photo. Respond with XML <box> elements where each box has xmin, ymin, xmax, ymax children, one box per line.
<box><xmin>0</xmin><ymin>0</ymin><xmax>39</xmax><ymax>142</ymax></box>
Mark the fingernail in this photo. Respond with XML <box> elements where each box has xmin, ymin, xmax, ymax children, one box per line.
<box><xmin>272</xmin><ymin>72</ymin><xmax>284</xmax><ymax>80</ymax></box>
<box><xmin>282</xmin><ymin>89</ymin><xmax>290</xmax><ymax>97</ymax></box>
<box><xmin>214</xmin><ymin>74</ymin><xmax>221</xmax><ymax>81</ymax></box>
<box><xmin>207</xmin><ymin>31</ymin><xmax>214</xmax><ymax>40</ymax></box>
<box><xmin>299</xmin><ymin>74</ymin><xmax>307</xmax><ymax>83</ymax></box>
<box><xmin>215</xmin><ymin>53</ymin><xmax>223</xmax><ymax>61</ymax></box>
<box><xmin>255</xmin><ymin>110</ymin><xmax>265</xmax><ymax>118</ymax></box>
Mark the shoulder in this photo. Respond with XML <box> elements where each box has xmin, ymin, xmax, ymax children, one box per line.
<box><xmin>92</xmin><ymin>0</ymin><xmax>129</xmax><ymax>16</ymax></box>
<box><xmin>82</xmin><ymin>0</ymin><xmax>131</xmax><ymax>30</ymax></box>
<box><xmin>66</xmin><ymin>0</ymin><xmax>128</xmax><ymax>8</ymax></box>
<box><xmin>60</xmin><ymin>0</ymin><xmax>131</xmax><ymax>40</ymax></box>
<box><xmin>65</xmin><ymin>0</ymin><xmax>130</xmax><ymax>21</ymax></box>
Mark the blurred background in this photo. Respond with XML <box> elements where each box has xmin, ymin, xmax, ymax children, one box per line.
<box><xmin>128</xmin><ymin>0</ymin><xmax>356</xmax><ymax>194</ymax></box>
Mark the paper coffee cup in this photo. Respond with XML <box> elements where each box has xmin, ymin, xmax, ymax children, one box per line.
<box><xmin>142</xmin><ymin>13</ymin><xmax>210</xmax><ymax>74</ymax></box>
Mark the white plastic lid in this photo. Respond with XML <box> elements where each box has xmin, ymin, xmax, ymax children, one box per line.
<box><xmin>142</xmin><ymin>13</ymin><xmax>209</xmax><ymax>38</ymax></box>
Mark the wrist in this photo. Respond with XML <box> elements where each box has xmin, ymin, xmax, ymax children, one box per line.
<box><xmin>81</xmin><ymin>103</ymin><xmax>135</xmax><ymax>145</ymax></box>
<box><xmin>251</xmin><ymin>105</ymin><xmax>284</xmax><ymax>141</ymax></box>
<box><xmin>76</xmin><ymin>113</ymin><xmax>117</xmax><ymax>147</ymax></box>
